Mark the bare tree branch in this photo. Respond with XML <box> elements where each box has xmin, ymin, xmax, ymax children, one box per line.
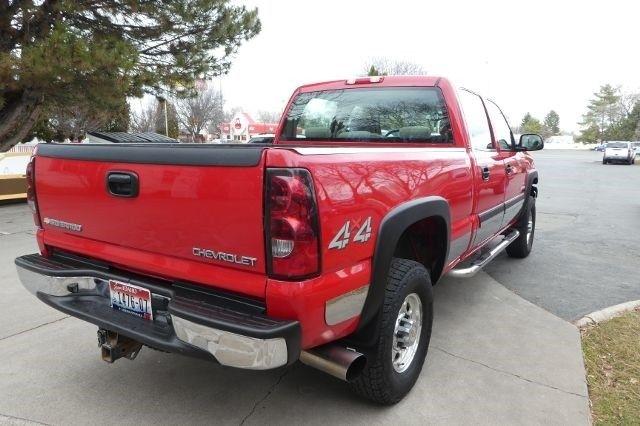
<box><xmin>174</xmin><ymin>83</ymin><xmax>225</xmax><ymax>142</ymax></box>
<box><xmin>363</xmin><ymin>57</ymin><xmax>427</xmax><ymax>76</ymax></box>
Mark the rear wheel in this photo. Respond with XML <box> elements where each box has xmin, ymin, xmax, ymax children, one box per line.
<box><xmin>350</xmin><ymin>258</ymin><xmax>433</xmax><ymax>405</ymax></box>
<box><xmin>603</xmin><ymin>159</ymin><xmax>607</xmax><ymax>164</ymax></box>
<box><xmin>506</xmin><ymin>195</ymin><xmax>536</xmax><ymax>258</ymax></box>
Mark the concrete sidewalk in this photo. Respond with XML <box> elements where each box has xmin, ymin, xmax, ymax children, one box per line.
<box><xmin>0</xmin><ymin>228</ymin><xmax>590</xmax><ymax>426</ymax></box>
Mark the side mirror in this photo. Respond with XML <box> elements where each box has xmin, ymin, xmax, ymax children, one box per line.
<box><xmin>518</xmin><ymin>134</ymin><xmax>544</xmax><ymax>151</ymax></box>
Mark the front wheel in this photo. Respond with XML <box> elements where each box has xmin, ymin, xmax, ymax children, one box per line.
<box><xmin>350</xmin><ymin>258</ymin><xmax>433</xmax><ymax>405</ymax></box>
<box><xmin>506</xmin><ymin>195</ymin><xmax>536</xmax><ymax>258</ymax></box>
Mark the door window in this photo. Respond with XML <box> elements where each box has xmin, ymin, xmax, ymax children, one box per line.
<box><xmin>485</xmin><ymin>100</ymin><xmax>514</xmax><ymax>150</ymax></box>
<box><xmin>458</xmin><ymin>89</ymin><xmax>493</xmax><ymax>151</ymax></box>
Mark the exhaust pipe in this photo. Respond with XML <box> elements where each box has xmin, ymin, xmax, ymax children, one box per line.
<box><xmin>300</xmin><ymin>344</ymin><xmax>366</xmax><ymax>382</ymax></box>
<box><xmin>98</xmin><ymin>329</ymin><xmax>143</xmax><ymax>363</ymax></box>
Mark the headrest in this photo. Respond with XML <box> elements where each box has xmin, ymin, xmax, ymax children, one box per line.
<box><xmin>304</xmin><ymin>127</ymin><xmax>331</xmax><ymax>139</ymax></box>
<box><xmin>399</xmin><ymin>126</ymin><xmax>431</xmax><ymax>139</ymax></box>
<box><xmin>336</xmin><ymin>131</ymin><xmax>381</xmax><ymax>139</ymax></box>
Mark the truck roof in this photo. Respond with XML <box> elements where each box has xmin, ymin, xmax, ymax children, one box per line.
<box><xmin>296</xmin><ymin>75</ymin><xmax>445</xmax><ymax>92</ymax></box>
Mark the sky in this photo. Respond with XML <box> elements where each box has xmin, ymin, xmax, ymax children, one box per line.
<box><xmin>215</xmin><ymin>0</ymin><xmax>640</xmax><ymax>133</ymax></box>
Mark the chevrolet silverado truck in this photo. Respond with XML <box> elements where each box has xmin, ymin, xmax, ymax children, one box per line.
<box><xmin>16</xmin><ymin>76</ymin><xmax>542</xmax><ymax>404</ymax></box>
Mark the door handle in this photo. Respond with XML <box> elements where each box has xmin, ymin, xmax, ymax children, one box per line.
<box><xmin>107</xmin><ymin>172</ymin><xmax>139</xmax><ymax>197</ymax></box>
<box><xmin>481</xmin><ymin>166</ymin><xmax>490</xmax><ymax>181</ymax></box>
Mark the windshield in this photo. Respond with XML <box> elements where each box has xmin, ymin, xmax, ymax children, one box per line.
<box><xmin>607</xmin><ymin>142</ymin><xmax>628</xmax><ymax>148</ymax></box>
<box><xmin>279</xmin><ymin>87</ymin><xmax>452</xmax><ymax>143</ymax></box>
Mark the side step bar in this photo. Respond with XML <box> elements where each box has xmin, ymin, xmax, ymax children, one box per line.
<box><xmin>448</xmin><ymin>230</ymin><xmax>520</xmax><ymax>278</ymax></box>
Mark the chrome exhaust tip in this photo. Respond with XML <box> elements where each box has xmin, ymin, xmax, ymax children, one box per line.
<box><xmin>300</xmin><ymin>344</ymin><xmax>366</xmax><ymax>382</ymax></box>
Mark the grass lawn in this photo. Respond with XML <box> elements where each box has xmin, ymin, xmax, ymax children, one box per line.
<box><xmin>582</xmin><ymin>308</ymin><xmax>640</xmax><ymax>425</ymax></box>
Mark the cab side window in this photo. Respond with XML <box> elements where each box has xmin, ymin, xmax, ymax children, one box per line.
<box><xmin>485</xmin><ymin>100</ymin><xmax>514</xmax><ymax>150</ymax></box>
<box><xmin>458</xmin><ymin>89</ymin><xmax>493</xmax><ymax>151</ymax></box>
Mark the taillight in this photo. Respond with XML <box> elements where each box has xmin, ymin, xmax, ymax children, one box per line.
<box><xmin>25</xmin><ymin>154</ymin><xmax>42</xmax><ymax>228</ymax></box>
<box><xmin>265</xmin><ymin>168</ymin><xmax>320</xmax><ymax>279</ymax></box>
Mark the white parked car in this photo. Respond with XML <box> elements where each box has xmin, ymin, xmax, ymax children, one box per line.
<box><xmin>603</xmin><ymin>141</ymin><xmax>635</xmax><ymax>165</ymax></box>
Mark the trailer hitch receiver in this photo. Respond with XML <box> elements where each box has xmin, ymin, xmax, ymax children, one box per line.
<box><xmin>98</xmin><ymin>329</ymin><xmax>143</xmax><ymax>363</ymax></box>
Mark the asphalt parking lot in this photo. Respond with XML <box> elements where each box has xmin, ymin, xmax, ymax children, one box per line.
<box><xmin>487</xmin><ymin>149</ymin><xmax>640</xmax><ymax>320</ymax></box>
<box><xmin>0</xmin><ymin>149</ymin><xmax>636</xmax><ymax>425</ymax></box>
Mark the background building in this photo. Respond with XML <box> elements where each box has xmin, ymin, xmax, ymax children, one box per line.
<box><xmin>219</xmin><ymin>112</ymin><xmax>278</xmax><ymax>142</ymax></box>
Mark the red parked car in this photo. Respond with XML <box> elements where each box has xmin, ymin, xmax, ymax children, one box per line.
<box><xmin>16</xmin><ymin>76</ymin><xmax>542</xmax><ymax>404</ymax></box>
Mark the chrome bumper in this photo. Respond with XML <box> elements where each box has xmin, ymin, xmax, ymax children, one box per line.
<box><xmin>172</xmin><ymin>316</ymin><xmax>287</xmax><ymax>369</ymax></box>
<box><xmin>15</xmin><ymin>256</ymin><xmax>296</xmax><ymax>370</ymax></box>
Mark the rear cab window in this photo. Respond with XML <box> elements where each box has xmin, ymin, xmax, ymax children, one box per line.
<box><xmin>607</xmin><ymin>142</ymin><xmax>629</xmax><ymax>148</ymax></box>
<box><xmin>279</xmin><ymin>87</ymin><xmax>453</xmax><ymax>144</ymax></box>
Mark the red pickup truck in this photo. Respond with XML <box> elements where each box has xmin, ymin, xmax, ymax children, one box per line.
<box><xmin>16</xmin><ymin>76</ymin><xmax>542</xmax><ymax>404</ymax></box>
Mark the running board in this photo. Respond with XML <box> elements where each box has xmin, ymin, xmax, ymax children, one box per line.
<box><xmin>447</xmin><ymin>230</ymin><xmax>520</xmax><ymax>278</ymax></box>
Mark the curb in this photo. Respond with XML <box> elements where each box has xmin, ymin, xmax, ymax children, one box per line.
<box><xmin>573</xmin><ymin>300</ymin><xmax>640</xmax><ymax>328</ymax></box>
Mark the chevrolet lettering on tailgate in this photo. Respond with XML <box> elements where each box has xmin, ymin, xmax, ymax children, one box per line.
<box><xmin>192</xmin><ymin>247</ymin><xmax>257</xmax><ymax>267</ymax></box>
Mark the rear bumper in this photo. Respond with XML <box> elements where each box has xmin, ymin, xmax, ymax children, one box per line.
<box><xmin>15</xmin><ymin>253</ymin><xmax>300</xmax><ymax>370</ymax></box>
<box><xmin>604</xmin><ymin>155</ymin><xmax>631</xmax><ymax>161</ymax></box>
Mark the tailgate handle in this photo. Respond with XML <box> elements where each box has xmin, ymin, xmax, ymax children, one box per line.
<box><xmin>107</xmin><ymin>172</ymin><xmax>139</xmax><ymax>197</ymax></box>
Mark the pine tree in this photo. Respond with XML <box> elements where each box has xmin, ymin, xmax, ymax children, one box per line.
<box><xmin>543</xmin><ymin>110</ymin><xmax>560</xmax><ymax>135</ymax></box>
<box><xmin>0</xmin><ymin>1</ymin><xmax>260</xmax><ymax>150</ymax></box>
<box><xmin>520</xmin><ymin>113</ymin><xmax>543</xmax><ymax>134</ymax></box>
<box><xmin>368</xmin><ymin>65</ymin><xmax>382</xmax><ymax>76</ymax></box>
<box><xmin>578</xmin><ymin>85</ymin><xmax>624</xmax><ymax>143</ymax></box>
<box><xmin>154</xmin><ymin>100</ymin><xmax>179</xmax><ymax>139</ymax></box>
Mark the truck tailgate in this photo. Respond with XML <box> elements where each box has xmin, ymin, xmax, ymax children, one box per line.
<box><xmin>34</xmin><ymin>144</ymin><xmax>268</xmax><ymax>298</ymax></box>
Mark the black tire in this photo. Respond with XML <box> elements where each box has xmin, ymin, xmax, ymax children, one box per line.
<box><xmin>602</xmin><ymin>159</ymin><xmax>607</xmax><ymax>164</ymax></box>
<box><xmin>350</xmin><ymin>258</ymin><xmax>433</xmax><ymax>405</ymax></box>
<box><xmin>506</xmin><ymin>195</ymin><xmax>536</xmax><ymax>258</ymax></box>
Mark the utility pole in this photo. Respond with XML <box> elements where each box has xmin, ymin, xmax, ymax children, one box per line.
<box><xmin>157</xmin><ymin>95</ymin><xmax>169</xmax><ymax>137</ymax></box>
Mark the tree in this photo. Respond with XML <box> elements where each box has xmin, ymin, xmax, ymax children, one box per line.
<box><xmin>543</xmin><ymin>110</ymin><xmax>560</xmax><ymax>136</ymax></box>
<box><xmin>224</xmin><ymin>106</ymin><xmax>243</xmax><ymax>122</ymax></box>
<box><xmin>175</xmin><ymin>85</ymin><xmax>225</xmax><ymax>142</ymax></box>
<box><xmin>367</xmin><ymin>65</ymin><xmax>382</xmax><ymax>76</ymax></box>
<box><xmin>578</xmin><ymin>84</ymin><xmax>624</xmax><ymax>143</ymax></box>
<box><xmin>0</xmin><ymin>1</ymin><xmax>260</xmax><ymax>151</ymax></box>
<box><xmin>520</xmin><ymin>113</ymin><xmax>543</xmax><ymax>134</ymax></box>
<box><xmin>154</xmin><ymin>100</ymin><xmax>179</xmax><ymax>139</ymax></box>
<box><xmin>363</xmin><ymin>58</ymin><xmax>427</xmax><ymax>76</ymax></box>
<box><xmin>26</xmin><ymin>97</ymin><xmax>130</xmax><ymax>142</ymax></box>
<box><xmin>619</xmin><ymin>92</ymin><xmax>640</xmax><ymax>116</ymax></box>
<box><xmin>102</xmin><ymin>101</ymin><xmax>130</xmax><ymax>133</ymax></box>
<box><xmin>256</xmin><ymin>110</ymin><xmax>281</xmax><ymax>123</ymax></box>
<box><xmin>130</xmin><ymin>102</ymin><xmax>159</xmax><ymax>133</ymax></box>
<box><xmin>611</xmin><ymin>101</ymin><xmax>640</xmax><ymax>141</ymax></box>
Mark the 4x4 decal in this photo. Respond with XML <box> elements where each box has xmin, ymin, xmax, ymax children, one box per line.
<box><xmin>328</xmin><ymin>217</ymin><xmax>372</xmax><ymax>250</ymax></box>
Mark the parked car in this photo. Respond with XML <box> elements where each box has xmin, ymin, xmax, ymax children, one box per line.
<box><xmin>593</xmin><ymin>143</ymin><xmax>606</xmax><ymax>152</ymax></box>
<box><xmin>248</xmin><ymin>133</ymin><xmax>275</xmax><ymax>144</ymax></box>
<box><xmin>632</xmin><ymin>141</ymin><xmax>640</xmax><ymax>156</ymax></box>
<box><xmin>15</xmin><ymin>76</ymin><xmax>543</xmax><ymax>404</ymax></box>
<box><xmin>603</xmin><ymin>141</ymin><xmax>635</xmax><ymax>164</ymax></box>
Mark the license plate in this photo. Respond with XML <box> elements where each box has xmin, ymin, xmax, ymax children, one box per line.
<box><xmin>109</xmin><ymin>280</ymin><xmax>153</xmax><ymax>320</ymax></box>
